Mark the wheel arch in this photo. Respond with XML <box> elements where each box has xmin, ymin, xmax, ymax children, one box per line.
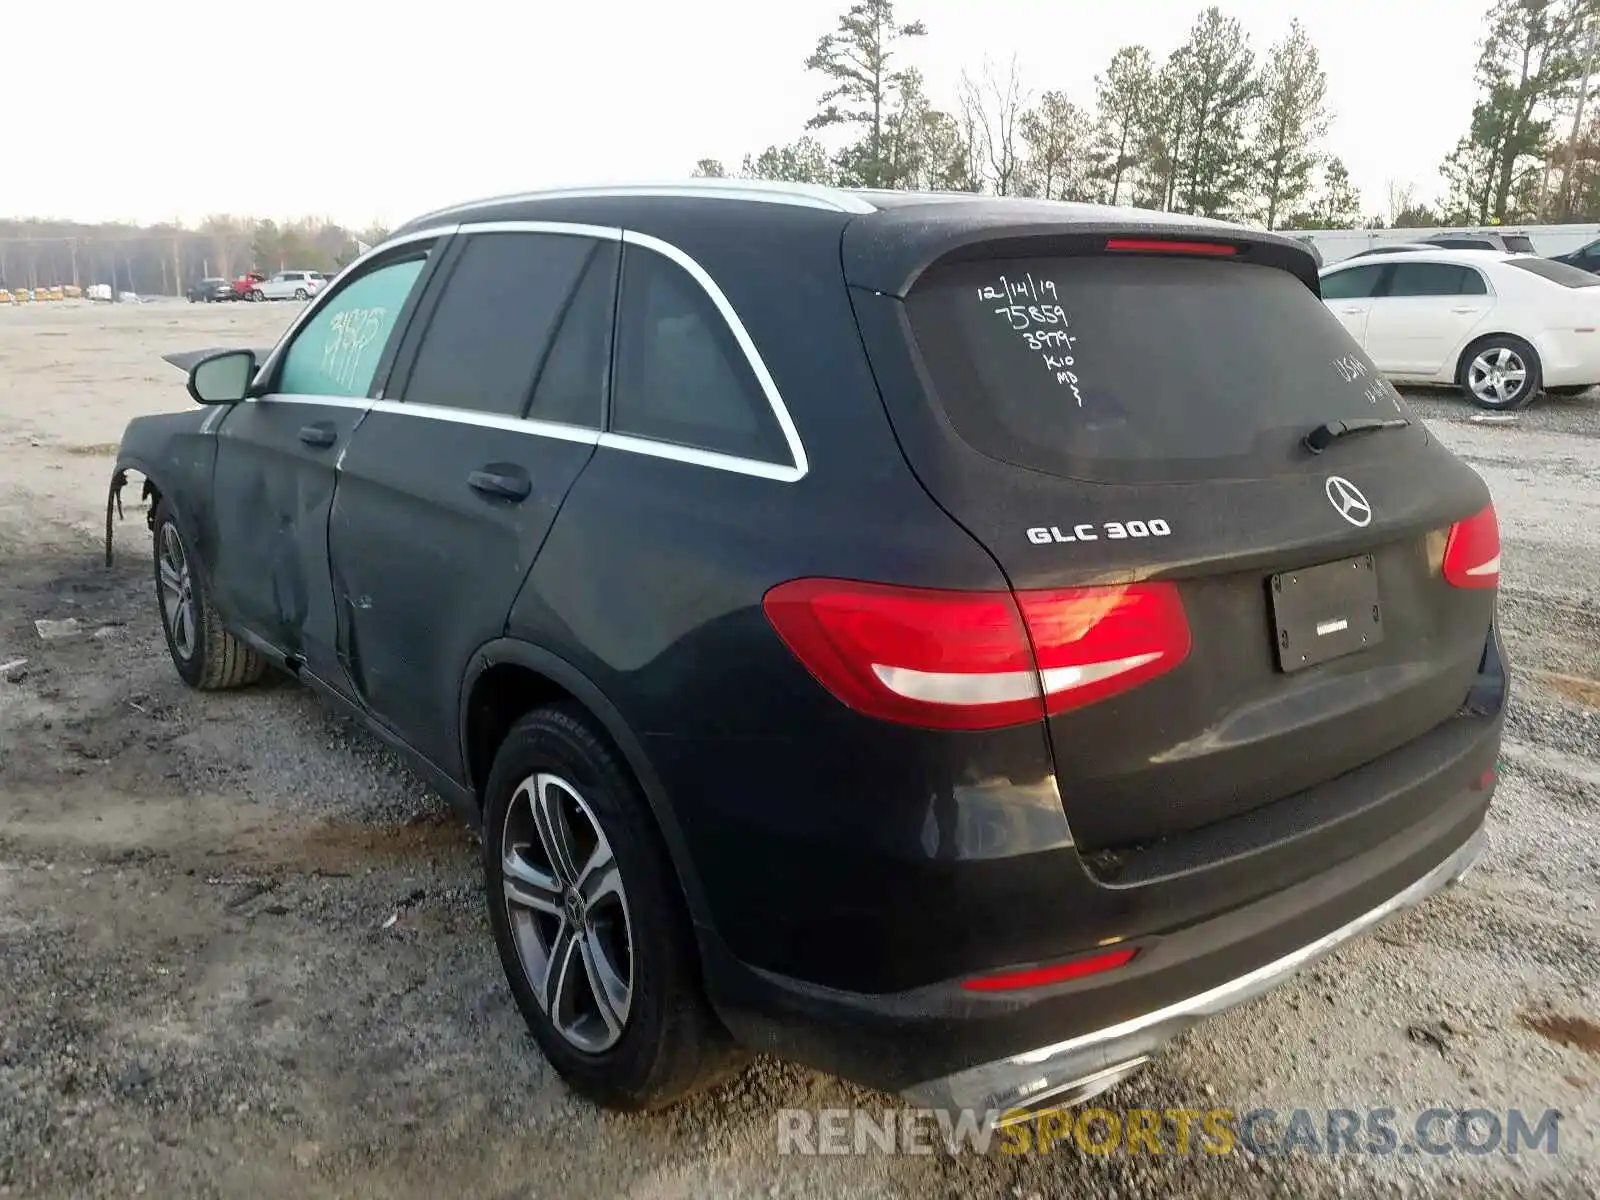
<box><xmin>457</xmin><ymin>638</ymin><xmax>715</xmax><ymax>931</ymax></box>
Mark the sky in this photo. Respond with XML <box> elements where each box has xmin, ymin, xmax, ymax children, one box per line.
<box><xmin>6</xmin><ymin>0</ymin><xmax>1483</xmax><ymax>229</ymax></box>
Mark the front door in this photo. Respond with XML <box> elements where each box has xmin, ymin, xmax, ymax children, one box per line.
<box><xmin>208</xmin><ymin>240</ymin><xmax>445</xmax><ymax>690</ymax></box>
<box><xmin>327</xmin><ymin>226</ymin><xmax>618</xmax><ymax>773</ymax></box>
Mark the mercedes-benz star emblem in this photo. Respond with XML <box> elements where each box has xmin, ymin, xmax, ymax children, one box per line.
<box><xmin>1325</xmin><ymin>475</ymin><xmax>1372</xmax><ymax>528</ymax></box>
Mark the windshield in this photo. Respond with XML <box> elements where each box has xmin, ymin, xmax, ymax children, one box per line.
<box><xmin>904</xmin><ymin>255</ymin><xmax>1411</xmax><ymax>484</ymax></box>
<box><xmin>1506</xmin><ymin>258</ymin><xmax>1600</xmax><ymax>288</ymax></box>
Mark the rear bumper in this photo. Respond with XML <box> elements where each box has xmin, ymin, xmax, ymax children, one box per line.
<box><xmin>904</xmin><ymin>826</ymin><xmax>1483</xmax><ymax>1117</ymax></box>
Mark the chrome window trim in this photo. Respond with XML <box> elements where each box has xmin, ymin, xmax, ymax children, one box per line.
<box><xmin>251</xmin><ymin>220</ymin><xmax>810</xmax><ymax>483</ymax></box>
<box><xmin>613</xmin><ymin>229</ymin><xmax>808</xmax><ymax>482</ymax></box>
<box><xmin>366</xmin><ymin>398</ymin><xmax>601</xmax><ymax>445</ymax></box>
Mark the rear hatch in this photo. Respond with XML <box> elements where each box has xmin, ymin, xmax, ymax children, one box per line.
<box><xmin>846</xmin><ymin>224</ymin><xmax>1498</xmax><ymax>852</ymax></box>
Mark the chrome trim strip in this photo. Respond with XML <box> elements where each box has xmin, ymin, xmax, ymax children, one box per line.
<box><xmin>242</xmin><ymin>393</ymin><xmax>372</xmax><ymax>411</ymax></box>
<box><xmin>406</xmin><ymin>180</ymin><xmax>877</xmax><ymax>224</ymax></box>
<box><xmin>365</xmin><ymin>398</ymin><xmax>600</xmax><ymax>445</ymax></box>
<box><xmin>902</xmin><ymin>828</ymin><xmax>1485</xmax><ymax>1115</ymax></box>
<box><xmin>621</xmin><ymin>230</ymin><xmax>809</xmax><ymax>481</ymax></box>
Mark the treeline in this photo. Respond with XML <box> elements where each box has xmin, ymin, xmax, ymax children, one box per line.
<box><xmin>1431</xmin><ymin>0</ymin><xmax>1600</xmax><ymax>226</ymax></box>
<box><xmin>694</xmin><ymin>1</ymin><xmax>1358</xmax><ymax>230</ymax></box>
<box><xmin>0</xmin><ymin>215</ymin><xmax>391</xmax><ymax>295</ymax></box>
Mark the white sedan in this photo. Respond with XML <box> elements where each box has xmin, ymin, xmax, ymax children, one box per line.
<box><xmin>1318</xmin><ymin>249</ymin><xmax>1600</xmax><ymax>410</ymax></box>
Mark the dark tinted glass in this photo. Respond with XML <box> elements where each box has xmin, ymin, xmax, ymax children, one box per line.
<box><xmin>611</xmin><ymin>248</ymin><xmax>790</xmax><ymax>463</ymax></box>
<box><xmin>1428</xmin><ymin>238</ymin><xmax>1491</xmax><ymax>249</ymax></box>
<box><xmin>905</xmin><ymin>256</ymin><xmax>1407</xmax><ymax>483</ymax></box>
<box><xmin>404</xmin><ymin>232</ymin><xmax>595</xmax><ymax>417</ymax></box>
<box><xmin>1506</xmin><ymin>257</ymin><xmax>1600</xmax><ymax>288</ymax></box>
<box><xmin>1319</xmin><ymin>264</ymin><xmax>1386</xmax><ymax>299</ymax></box>
<box><xmin>1388</xmin><ymin>263</ymin><xmax>1483</xmax><ymax>296</ymax></box>
<box><xmin>527</xmin><ymin>243</ymin><xmax>617</xmax><ymax>427</ymax></box>
<box><xmin>1502</xmin><ymin>235</ymin><xmax>1536</xmax><ymax>253</ymax></box>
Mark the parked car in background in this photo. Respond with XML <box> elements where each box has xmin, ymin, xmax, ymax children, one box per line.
<box><xmin>1421</xmin><ymin>229</ymin><xmax>1537</xmax><ymax>254</ymax></box>
<box><xmin>1319</xmin><ymin>248</ymin><xmax>1600</xmax><ymax>409</ymax></box>
<box><xmin>108</xmin><ymin>181</ymin><xmax>1504</xmax><ymax>1122</ymax></box>
<box><xmin>1550</xmin><ymin>236</ymin><xmax>1600</xmax><ymax>274</ymax></box>
<box><xmin>186</xmin><ymin>277</ymin><xmax>233</xmax><ymax>303</ymax></box>
<box><xmin>230</xmin><ymin>271</ymin><xmax>267</xmax><ymax>300</ymax></box>
<box><xmin>249</xmin><ymin>270</ymin><xmax>327</xmax><ymax>302</ymax></box>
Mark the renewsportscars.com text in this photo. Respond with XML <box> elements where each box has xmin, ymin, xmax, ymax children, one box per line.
<box><xmin>776</xmin><ymin>1106</ymin><xmax>1562</xmax><ymax>1158</ymax></box>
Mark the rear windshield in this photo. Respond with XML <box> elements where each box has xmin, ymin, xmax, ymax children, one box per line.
<box><xmin>1506</xmin><ymin>257</ymin><xmax>1600</xmax><ymax>287</ymax></box>
<box><xmin>904</xmin><ymin>255</ymin><xmax>1410</xmax><ymax>484</ymax></box>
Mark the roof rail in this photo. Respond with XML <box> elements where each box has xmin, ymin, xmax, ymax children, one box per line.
<box><xmin>402</xmin><ymin>179</ymin><xmax>878</xmax><ymax>228</ymax></box>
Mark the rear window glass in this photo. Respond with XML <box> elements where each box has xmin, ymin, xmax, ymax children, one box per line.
<box><xmin>1506</xmin><ymin>257</ymin><xmax>1600</xmax><ymax>288</ymax></box>
<box><xmin>1502</xmin><ymin>235</ymin><xmax>1536</xmax><ymax>253</ymax></box>
<box><xmin>905</xmin><ymin>256</ymin><xmax>1410</xmax><ymax>484</ymax></box>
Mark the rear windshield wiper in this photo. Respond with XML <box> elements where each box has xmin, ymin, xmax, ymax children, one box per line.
<box><xmin>1302</xmin><ymin>416</ymin><xmax>1410</xmax><ymax>455</ymax></box>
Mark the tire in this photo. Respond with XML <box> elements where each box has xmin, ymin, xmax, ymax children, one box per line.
<box><xmin>483</xmin><ymin>704</ymin><xmax>743</xmax><ymax>1111</ymax></box>
<box><xmin>1457</xmin><ymin>335</ymin><xmax>1541</xmax><ymax>410</ymax></box>
<box><xmin>152</xmin><ymin>499</ymin><xmax>266</xmax><ymax>691</ymax></box>
<box><xmin>248</xmin><ymin>290</ymin><xmax>262</xmax><ymax>303</ymax></box>
<box><xmin>294</xmin><ymin>287</ymin><xmax>308</xmax><ymax>300</ymax></box>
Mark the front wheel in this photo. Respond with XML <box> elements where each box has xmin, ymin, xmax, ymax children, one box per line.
<box><xmin>294</xmin><ymin>287</ymin><xmax>308</xmax><ymax>300</ymax></box>
<box><xmin>152</xmin><ymin>500</ymin><xmax>266</xmax><ymax>691</ymax></box>
<box><xmin>482</xmin><ymin>705</ymin><xmax>743</xmax><ymax>1111</ymax></box>
<box><xmin>1458</xmin><ymin>336</ymin><xmax>1541</xmax><ymax>410</ymax></box>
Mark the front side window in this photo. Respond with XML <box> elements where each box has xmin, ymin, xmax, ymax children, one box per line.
<box><xmin>1320</xmin><ymin>265</ymin><xmax>1386</xmax><ymax>300</ymax></box>
<box><xmin>276</xmin><ymin>255</ymin><xmax>428</xmax><ymax>398</ymax></box>
<box><xmin>610</xmin><ymin>247</ymin><xmax>790</xmax><ymax>464</ymax></box>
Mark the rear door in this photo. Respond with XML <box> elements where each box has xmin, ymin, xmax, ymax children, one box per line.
<box><xmin>1318</xmin><ymin>261</ymin><xmax>1387</xmax><ymax>346</ymax></box>
<box><xmin>208</xmin><ymin>240</ymin><xmax>441</xmax><ymax>678</ymax></box>
<box><xmin>1364</xmin><ymin>261</ymin><xmax>1493</xmax><ymax>375</ymax></box>
<box><xmin>851</xmin><ymin>240</ymin><xmax>1496</xmax><ymax>851</ymax></box>
<box><xmin>326</xmin><ymin>224</ymin><xmax>616</xmax><ymax>773</ymax></box>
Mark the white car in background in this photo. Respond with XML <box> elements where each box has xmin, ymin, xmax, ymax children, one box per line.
<box><xmin>248</xmin><ymin>270</ymin><xmax>328</xmax><ymax>302</ymax></box>
<box><xmin>1318</xmin><ymin>249</ymin><xmax>1600</xmax><ymax>410</ymax></box>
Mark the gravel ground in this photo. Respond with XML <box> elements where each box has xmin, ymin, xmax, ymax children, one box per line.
<box><xmin>0</xmin><ymin>302</ymin><xmax>1597</xmax><ymax>1198</ymax></box>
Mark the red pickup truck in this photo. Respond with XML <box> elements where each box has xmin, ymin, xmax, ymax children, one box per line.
<box><xmin>229</xmin><ymin>271</ymin><xmax>267</xmax><ymax>300</ymax></box>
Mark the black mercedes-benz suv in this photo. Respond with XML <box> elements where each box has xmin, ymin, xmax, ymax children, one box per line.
<box><xmin>107</xmin><ymin>181</ymin><xmax>1506</xmax><ymax>1122</ymax></box>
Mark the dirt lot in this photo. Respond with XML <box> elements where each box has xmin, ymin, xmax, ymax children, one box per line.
<box><xmin>1</xmin><ymin>301</ymin><xmax>1597</xmax><ymax>1199</ymax></box>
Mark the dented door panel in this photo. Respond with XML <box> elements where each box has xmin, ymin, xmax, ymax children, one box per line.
<box><xmin>209</xmin><ymin>395</ymin><xmax>369</xmax><ymax>690</ymax></box>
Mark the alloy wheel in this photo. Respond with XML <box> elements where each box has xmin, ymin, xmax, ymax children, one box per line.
<box><xmin>501</xmin><ymin>772</ymin><xmax>634</xmax><ymax>1054</ymax></box>
<box><xmin>1468</xmin><ymin>347</ymin><xmax>1528</xmax><ymax>407</ymax></box>
<box><xmin>157</xmin><ymin>523</ymin><xmax>197</xmax><ymax>661</ymax></box>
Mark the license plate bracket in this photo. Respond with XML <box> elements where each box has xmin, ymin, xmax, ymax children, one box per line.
<box><xmin>1269</xmin><ymin>554</ymin><xmax>1383</xmax><ymax>673</ymax></box>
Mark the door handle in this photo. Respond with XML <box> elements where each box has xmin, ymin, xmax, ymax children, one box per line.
<box><xmin>1450</xmin><ymin>306</ymin><xmax>1480</xmax><ymax>314</ymax></box>
<box><xmin>468</xmin><ymin>466</ymin><xmax>532</xmax><ymax>502</ymax></box>
<box><xmin>298</xmin><ymin>423</ymin><xmax>337</xmax><ymax>448</ymax></box>
<box><xmin>1340</xmin><ymin>306</ymin><xmax>1365</xmax><ymax>314</ymax></box>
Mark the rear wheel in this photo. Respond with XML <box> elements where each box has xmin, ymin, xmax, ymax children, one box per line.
<box><xmin>1458</xmin><ymin>335</ymin><xmax>1540</xmax><ymax>410</ymax></box>
<box><xmin>294</xmin><ymin>287</ymin><xmax>308</xmax><ymax>300</ymax></box>
<box><xmin>153</xmin><ymin>500</ymin><xmax>266</xmax><ymax>690</ymax></box>
<box><xmin>483</xmin><ymin>704</ymin><xmax>743</xmax><ymax>1111</ymax></box>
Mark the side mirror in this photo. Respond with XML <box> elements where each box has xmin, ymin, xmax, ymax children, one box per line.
<box><xmin>187</xmin><ymin>349</ymin><xmax>257</xmax><ymax>405</ymax></box>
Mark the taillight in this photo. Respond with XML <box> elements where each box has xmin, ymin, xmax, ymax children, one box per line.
<box><xmin>961</xmin><ymin>946</ymin><xmax>1138</xmax><ymax>993</ymax></box>
<box><xmin>1442</xmin><ymin>504</ymin><xmax>1500</xmax><ymax>589</ymax></box>
<box><xmin>1104</xmin><ymin>237</ymin><xmax>1239</xmax><ymax>256</ymax></box>
<box><xmin>761</xmin><ymin>578</ymin><xmax>1190</xmax><ymax>730</ymax></box>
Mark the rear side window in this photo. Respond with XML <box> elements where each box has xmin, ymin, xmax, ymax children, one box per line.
<box><xmin>527</xmin><ymin>242</ymin><xmax>618</xmax><ymax>427</ymax></box>
<box><xmin>904</xmin><ymin>255</ymin><xmax>1407</xmax><ymax>484</ymax></box>
<box><xmin>610</xmin><ymin>247</ymin><xmax>790</xmax><ymax>464</ymax></box>
<box><xmin>402</xmin><ymin>232</ymin><xmax>598</xmax><ymax>419</ymax></box>
<box><xmin>1506</xmin><ymin>257</ymin><xmax>1600</xmax><ymax>288</ymax></box>
<box><xmin>1502</xmin><ymin>235</ymin><xmax>1536</xmax><ymax>253</ymax></box>
<box><xmin>1387</xmin><ymin>263</ymin><xmax>1487</xmax><ymax>296</ymax></box>
<box><xmin>277</xmin><ymin>256</ymin><xmax>427</xmax><ymax>397</ymax></box>
<box><xmin>1321</xmin><ymin>265</ymin><xmax>1386</xmax><ymax>299</ymax></box>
